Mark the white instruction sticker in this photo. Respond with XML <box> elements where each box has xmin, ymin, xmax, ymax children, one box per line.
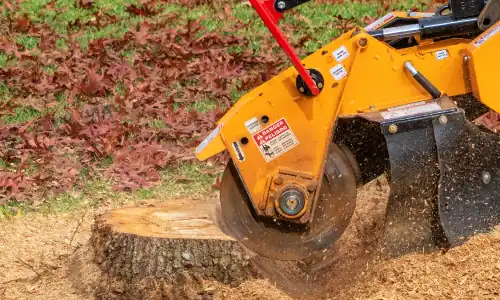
<box><xmin>231</xmin><ymin>141</ymin><xmax>246</xmax><ymax>162</ymax></box>
<box><xmin>381</xmin><ymin>102</ymin><xmax>442</xmax><ymax>120</ymax></box>
<box><xmin>196</xmin><ymin>124</ymin><xmax>222</xmax><ymax>154</ymax></box>
<box><xmin>332</xmin><ymin>45</ymin><xmax>350</xmax><ymax>62</ymax></box>
<box><xmin>364</xmin><ymin>13</ymin><xmax>396</xmax><ymax>31</ymax></box>
<box><xmin>330</xmin><ymin>64</ymin><xmax>347</xmax><ymax>81</ymax></box>
<box><xmin>473</xmin><ymin>23</ymin><xmax>500</xmax><ymax>48</ymax></box>
<box><xmin>408</xmin><ymin>12</ymin><xmax>435</xmax><ymax>18</ymax></box>
<box><xmin>252</xmin><ymin>118</ymin><xmax>299</xmax><ymax>162</ymax></box>
<box><xmin>434</xmin><ymin>49</ymin><xmax>449</xmax><ymax>60</ymax></box>
<box><xmin>244</xmin><ymin>117</ymin><xmax>261</xmax><ymax>134</ymax></box>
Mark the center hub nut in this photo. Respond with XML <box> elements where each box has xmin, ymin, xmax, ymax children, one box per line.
<box><xmin>278</xmin><ymin>188</ymin><xmax>306</xmax><ymax>217</ymax></box>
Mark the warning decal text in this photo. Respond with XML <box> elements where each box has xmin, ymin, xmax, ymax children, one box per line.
<box><xmin>473</xmin><ymin>22</ymin><xmax>500</xmax><ymax>48</ymax></box>
<box><xmin>252</xmin><ymin>118</ymin><xmax>299</xmax><ymax>162</ymax></box>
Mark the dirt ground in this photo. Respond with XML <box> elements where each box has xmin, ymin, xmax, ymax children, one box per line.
<box><xmin>1</xmin><ymin>179</ymin><xmax>500</xmax><ymax>300</ymax></box>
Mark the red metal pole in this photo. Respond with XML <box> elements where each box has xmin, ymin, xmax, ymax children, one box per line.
<box><xmin>248</xmin><ymin>0</ymin><xmax>320</xmax><ymax>95</ymax></box>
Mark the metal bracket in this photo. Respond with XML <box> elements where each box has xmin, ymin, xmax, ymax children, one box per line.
<box><xmin>382</xmin><ymin>105</ymin><xmax>500</xmax><ymax>257</ymax></box>
<box><xmin>274</xmin><ymin>0</ymin><xmax>311</xmax><ymax>13</ymax></box>
<box><xmin>478</xmin><ymin>0</ymin><xmax>500</xmax><ymax>30</ymax></box>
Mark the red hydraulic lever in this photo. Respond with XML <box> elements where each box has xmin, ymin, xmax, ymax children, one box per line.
<box><xmin>248</xmin><ymin>0</ymin><xmax>320</xmax><ymax>96</ymax></box>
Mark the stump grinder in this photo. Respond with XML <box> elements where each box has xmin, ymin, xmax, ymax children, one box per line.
<box><xmin>195</xmin><ymin>0</ymin><xmax>500</xmax><ymax>260</ymax></box>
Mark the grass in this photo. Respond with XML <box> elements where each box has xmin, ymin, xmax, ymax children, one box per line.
<box><xmin>0</xmin><ymin>82</ymin><xmax>12</xmax><ymax>100</ymax></box>
<box><xmin>0</xmin><ymin>52</ymin><xmax>9</xmax><ymax>68</ymax></box>
<box><xmin>2</xmin><ymin>106</ymin><xmax>41</xmax><ymax>124</ymax></box>
<box><xmin>0</xmin><ymin>162</ymin><xmax>221</xmax><ymax>219</ymax></box>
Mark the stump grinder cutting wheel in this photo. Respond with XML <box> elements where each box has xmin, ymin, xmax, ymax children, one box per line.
<box><xmin>196</xmin><ymin>0</ymin><xmax>500</xmax><ymax>260</ymax></box>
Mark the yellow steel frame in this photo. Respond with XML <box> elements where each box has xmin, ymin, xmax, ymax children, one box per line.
<box><xmin>195</xmin><ymin>12</ymin><xmax>500</xmax><ymax>218</ymax></box>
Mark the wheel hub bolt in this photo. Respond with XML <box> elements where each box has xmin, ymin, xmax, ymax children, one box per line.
<box><xmin>388</xmin><ymin>124</ymin><xmax>398</xmax><ymax>134</ymax></box>
<box><xmin>278</xmin><ymin>188</ymin><xmax>305</xmax><ymax>217</ymax></box>
<box><xmin>439</xmin><ymin>115</ymin><xmax>448</xmax><ymax>124</ymax></box>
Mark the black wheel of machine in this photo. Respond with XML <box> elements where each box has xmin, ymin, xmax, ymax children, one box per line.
<box><xmin>219</xmin><ymin>143</ymin><xmax>357</xmax><ymax>261</ymax></box>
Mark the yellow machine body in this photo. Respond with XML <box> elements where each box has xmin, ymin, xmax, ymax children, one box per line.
<box><xmin>195</xmin><ymin>15</ymin><xmax>500</xmax><ymax>220</ymax></box>
<box><xmin>466</xmin><ymin>22</ymin><xmax>500</xmax><ymax>113</ymax></box>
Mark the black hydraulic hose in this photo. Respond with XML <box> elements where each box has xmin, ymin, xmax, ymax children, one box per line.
<box><xmin>404</xmin><ymin>61</ymin><xmax>442</xmax><ymax>99</ymax></box>
<box><xmin>368</xmin><ymin>15</ymin><xmax>480</xmax><ymax>41</ymax></box>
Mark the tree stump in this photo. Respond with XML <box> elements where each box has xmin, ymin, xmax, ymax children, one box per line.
<box><xmin>83</xmin><ymin>200</ymin><xmax>259</xmax><ymax>300</ymax></box>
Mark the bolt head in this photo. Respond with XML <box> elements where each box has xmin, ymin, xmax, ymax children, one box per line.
<box><xmin>274</xmin><ymin>176</ymin><xmax>284</xmax><ymax>185</ymax></box>
<box><xmin>277</xmin><ymin>1</ymin><xmax>286</xmax><ymax>9</ymax></box>
<box><xmin>483</xmin><ymin>171</ymin><xmax>492</xmax><ymax>185</ymax></box>
<box><xmin>388</xmin><ymin>124</ymin><xmax>398</xmax><ymax>134</ymax></box>
<box><xmin>317</xmin><ymin>82</ymin><xmax>323</xmax><ymax>89</ymax></box>
<box><xmin>464</xmin><ymin>55</ymin><xmax>470</xmax><ymax>62</ymax></box>
<box><xmin>358</xmin><ymin>38</ymin><xmax>368</xmax><ymax>47</ymax></box>
<box><xmin>439</xmin><ymin>115</ymin><xmax>448</xmax><ymax>124</ymax></box>
<box><xmin>299</xmin><ymin>87</ymin><xmax>305</xmax><ymax>93</ymax></box>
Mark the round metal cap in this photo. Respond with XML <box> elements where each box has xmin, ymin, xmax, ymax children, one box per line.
<box><xmin>279</xmin><ymin>188</ymin><xmax>305</xmax><ymax>216</ymax></box>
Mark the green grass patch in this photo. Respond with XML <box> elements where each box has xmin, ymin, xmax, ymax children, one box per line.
<box><xmin>55</xmin><ymin>38</ymin><xmax>69</xmax><ymax>51</ymax></box>
<box><xmin>42</xmin><ymin>64</ymin><xmax>58</xmax><ymax>75</ymax></box>
<box><xmin>39</xmin><ymin>162</ymin><xmax>217</xmax><ymax>216</ymax></box>
<box><xmin>0</xmin><ymin>52</ymin><xmax>8</xmax><ymax>68</ymax></box>
<box><xmin>0</xmin><ymin>161</ymin><xmax>220</xmax><ymax>219</ymax></box>
<box><xmin>192</xmin><ymin>98</ymin><xmax>218</xmax><ymax>113</ymax></box>
<box><xmin>0</xmin><ymin>201</ymin><xmax>29</xmax><ymax>220</ymax></box>
<box><xmin>16</xmin><ymin>35</ymin><xmax>40</xmax><ymax>50</ymax></box>
<box><xmin>2</xmin><ymin>106</ymin><xmax>41</xmax><ymax>125</ymax></box>
<box><xmin>0</xmin><ymin>158</ymin><xmax>6</xmax><ymax>169</ymax></box>
<box><xmin>0</xmin><ymin>82</ymin><xmax>12</xmax><ymax>100</ymax></box>
<box><xmin>149</xmin><ymin>118</ymin><xmax>166</xmax><ymax>129</ymax></box>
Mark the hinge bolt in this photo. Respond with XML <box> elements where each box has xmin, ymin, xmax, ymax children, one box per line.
<box><xmin>388</xmin><ymin>124</ymin><xmax>398</xmax><ymax>134</ymax></box>
<box><xmin>439</xmin><ymin>115</ymin><xmax>448</xmax><ymax>124</ymax></box>
<box><xmin>277</xmin><ymin>1</ymin><xmax>286</xmax><ymax>10</ymax></box>
<box><xmin>358</xmin><ymin>38</ymin><xmax>368</xmax><ymax>47</ymax></box>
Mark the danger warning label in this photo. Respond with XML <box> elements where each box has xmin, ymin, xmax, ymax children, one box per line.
<box><xmin>252</xmin><ymin>118</ymin><xmax>299</xmax><ymax>162</ymax></box>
